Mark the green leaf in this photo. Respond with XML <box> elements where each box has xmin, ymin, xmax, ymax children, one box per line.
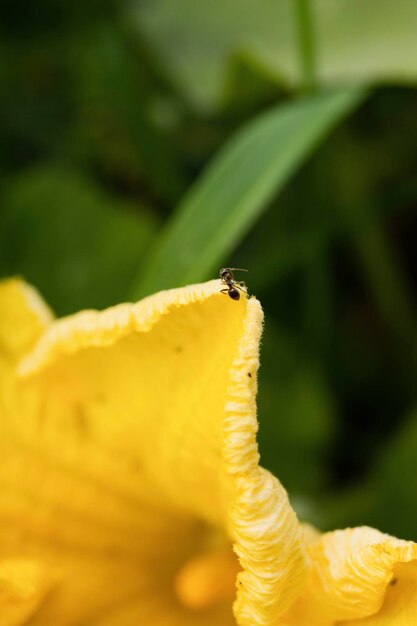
<box><xmin>131</xmin><ymin>87</ymin><xmax>365</xmax><ymax>298</ymax></box>
<box><xmin>0</xmin><ymin>166</ymin><xmax>157</xmax><ymax>315</ymax></box>
<box><xmin>135</xmin><ymin>0</ymin><xmax>417</xmax><ymax>110</ymax></box>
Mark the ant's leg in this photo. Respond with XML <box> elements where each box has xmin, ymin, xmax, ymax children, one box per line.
<box><xmin>220</xmin><ymin>288</ymin><xmax>230</xmax><ymax>295</ymax></box>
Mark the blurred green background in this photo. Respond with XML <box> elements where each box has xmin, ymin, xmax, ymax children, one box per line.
<box><xmin>1</xmin><ymin>0</ymin><xmax>417</xmax><ymax>539</ymax></box>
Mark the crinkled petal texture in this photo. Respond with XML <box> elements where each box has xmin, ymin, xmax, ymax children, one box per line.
<box><xmin>282</xmin><ymin>526</ymin><xmax>417</xmax><ymax>626</ymax></box>
<box><xmin>0</xmin><ymin>278</ymin><xmax>307</xmax><ymax>626</ymax></box>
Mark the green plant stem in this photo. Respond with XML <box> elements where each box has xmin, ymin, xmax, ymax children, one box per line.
<box><xmin>294</xmin><ymin>0</ymin><xmax>317</xmax><ymax>92</ymax></box>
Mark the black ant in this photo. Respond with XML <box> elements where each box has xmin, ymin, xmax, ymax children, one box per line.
<box><xmin>219</xmin><ymin>268</ymin><xmax>248</xmax><ymax>300</ymax></box>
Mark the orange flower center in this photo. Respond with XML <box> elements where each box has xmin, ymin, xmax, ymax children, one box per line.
<box><xmin>175</xmin><ymin>549</ymin><xmax>240</xmax><ymax>610</ymax></box>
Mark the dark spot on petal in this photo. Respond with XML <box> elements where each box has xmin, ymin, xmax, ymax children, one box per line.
<box><xmin>248</xmin><ymin>372</ymin><xmax>252</xmax><ymax>377</ymax></box>
<box><xmin>74</xmin><ymin>404</ymin><xmax>89</xmax><ymax>437</ymax></box>
<box><xmin>126</xmin><ymin>459</ymin><xmax>143</xmax><ymax>474</ymax></box>
<box><xmin>390</xmin><ymin>577</ymin><xmax>398</xmax><ymax>586</ymax></box>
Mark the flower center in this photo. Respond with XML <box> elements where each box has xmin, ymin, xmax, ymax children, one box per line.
<box><xmin>174</xmin><ymin>549</ymin><xmax>240</xmax><ymax>610</ymax></box>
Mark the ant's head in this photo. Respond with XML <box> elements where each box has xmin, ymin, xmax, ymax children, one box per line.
<box><xmin>219</xmin><ymin>268</ymin><xmax>230</xmax><ymax>280</ymax></box>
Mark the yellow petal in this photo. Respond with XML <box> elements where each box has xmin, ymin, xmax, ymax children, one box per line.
<box><xmin>0</xmin><ymin>558</ymin><xmax>52</xmax><ymax>626</ymax></box>
<box><xmin>283</xmin><ymin>526</ymin><xmax>417</xmax><ymax>626</ymax></box>
<box><xmin>342</xmin><ymin>560</ymin><xmax>417</xmax><ymax>626</ymax></box>
<box><xmin>1</xmin><ymin>280</ymin><xmax>307</xmax><ymax>625</ymax></box>
<box><xmin>0</xmin><ymin>278</ymin><xmax>53</xmax><ymax>364</ymax></box>
<box><xmin>0</xmin><ymin>277</ymin><xmax>53</xmax><ymax>417</ymax></box>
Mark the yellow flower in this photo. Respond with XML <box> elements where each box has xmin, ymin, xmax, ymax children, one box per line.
<box><xmin>0</xmin><ymin>277</ymin><xmax>416</xmax><ymax>626</ymax></box>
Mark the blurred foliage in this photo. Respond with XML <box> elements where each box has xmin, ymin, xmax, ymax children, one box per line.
<box><xmin>1</xmin><ymin>0</ymin><xmax>417</xmax><ymax>539</ymax></box>
<box><xmin>137</xmin><ymin>0</ymin><xmax>417</xmax><ymax>109</ymax></box>
<box><xmin>0</xmin><ymin>165</ymin><xmax>157</xmax><ymax>312</ymax></box>
<box><xmin>133</xmin><ymin>88</ymin><xmax>364</xmax><ymax>298</ymax></box>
